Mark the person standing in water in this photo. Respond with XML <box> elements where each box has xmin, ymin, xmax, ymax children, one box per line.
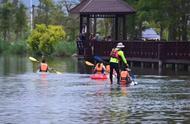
<box><xmin>109</xmin><ymin>42</ymin><xmax>128</xmax><ymax>85</ymax></box>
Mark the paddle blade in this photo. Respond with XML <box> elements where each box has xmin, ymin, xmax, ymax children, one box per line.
<box><xmin>29</xmin><ymin>56</ymin><xmax>39</xmax><ymax>62</ymax></box>
<box><xmin>50</xmin><ymin>68</ymin><xmax>62</xmax><ymax>74</ymax></box>
<box><xmin>85</xmin><ymin>61</ymin><xmax>94</xmax><ymax>66</ymax></box>
<box><xmin>55</xmin><ymin>71</ymin><xmax>62</xmax><ymax>74</ymax></box>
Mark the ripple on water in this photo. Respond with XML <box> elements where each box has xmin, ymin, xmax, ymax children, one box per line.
<box><xmin>0</xmin><ymin>73</ymin><xmax>190</xmax><ymax>123</ymax></box>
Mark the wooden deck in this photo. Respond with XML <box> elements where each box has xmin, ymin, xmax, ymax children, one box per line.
<box><xmin>77</xmin><ymin>40</ymin><xmax>190</xmax><ymax>65</ymax></box>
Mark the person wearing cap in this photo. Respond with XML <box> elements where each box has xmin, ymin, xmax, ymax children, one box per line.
<box><xmin>109</xmin><ymin>42</ymin><xmax>129</xmax><ymax>85</ymax></box>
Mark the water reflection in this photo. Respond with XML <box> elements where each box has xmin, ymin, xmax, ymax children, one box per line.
<box><xmin>0</xmin><ymin>56</ymin><xmax>79</xmax><ymax>76</ymax></box>
<box><xmin>109</xmin><ymin>84</ymin><xmax>128</xmax><ymax>97</ymax></box>
<box><xmin>0</xmin><ymin>55</ymin><xmax>189</xmax><ymax>76</ymax></box>
<box><xmin>0</xmin><ymin>56</ymin><xmax>190</xmax><ymax>123</ymax></box>
<box><xmin>0</xmin><ymin>55</ymin><xmax>27</xmax><ymax>75</ymax></box>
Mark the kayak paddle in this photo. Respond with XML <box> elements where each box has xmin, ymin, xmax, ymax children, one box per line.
<box><xmin>29</xmin><ymin>56</ymin><xmax>39</xmax><ymax>62</ymax></box>
<box><xmin>29</xmin><ymin>56</ymin><xmax>63</xmax><ymax>74</ymax></box>
<box><xmin>49</xmin><ymin>68</ymin><xmax>62</xmax><ymax>74</ymax></box>
<box><xmin>85</xmin><ymin>61</ymin><xmax>95</xmax><ymax>66</ymax></box>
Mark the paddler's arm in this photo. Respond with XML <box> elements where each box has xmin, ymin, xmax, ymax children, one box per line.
<box><xmin>118</xmin><ymin>51</ymin><xmax>128</xmax><ymax>64</ymax></box>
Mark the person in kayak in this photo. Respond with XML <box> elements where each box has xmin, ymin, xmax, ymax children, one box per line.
<box><xmin>94</xmin><ymin>62</ymin><xmax>106</xmax><ymax>74</ymax></box>
<box><xmin>39</xmin><ymin>57</ymin><xmax>49</xmax><ymax>72</ymax></box>
<box><xmin>120</xmin><ymin>68</ymin><xmax>132</xmax><ymax>84</ymax></box>
<box><xmin>109</xmin><ymin>42</ymin><xmax>129</xmax><ymax>85</ymax></box>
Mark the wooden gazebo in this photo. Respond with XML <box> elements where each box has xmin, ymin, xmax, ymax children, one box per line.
<box><xmin>70</xmin><ymin>0</ymin><xmax>190</xmax><ymax>72</ymax></box>
<box><xmin>70</xmin><ymin>0</ymin><xmax>136</xmax><ymax>58</ymax></box>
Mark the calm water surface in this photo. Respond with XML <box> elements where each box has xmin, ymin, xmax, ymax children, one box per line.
<box><xmin>0</xmin><ymin>56</ymin><xmax>190</xmax><ymax>124</ymax></box>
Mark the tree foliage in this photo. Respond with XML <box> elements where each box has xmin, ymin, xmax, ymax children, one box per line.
<box><xmin>125</xmin><ymin>0</ymin><xmax>190</xmax><ymax>41</ymax></box>
<box><xmin>34</xmin><ymin>0</ymin><xmax>79</xmax><ymax>41</ymax></box>
<box><xmin>0</xmin><ymin>1</ymin><xmax>28</xmax><ymax>41</ymax></box>
<box><xmin>27</xmin><ymin>24</ymin><xmax>66</xmax><ymax>55</ymax></box>
<box><xmin>0</xmin><ymin>0</ymin><xmax>189</xmax><ymax>51</ymax></box>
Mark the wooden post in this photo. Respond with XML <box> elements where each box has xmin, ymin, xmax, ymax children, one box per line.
<box><xmin>115</xmin><ymin>16</ymin><xmax>118</xmax><ymax>40</ymax></box>
<box><xmin>158</xmin><ymin>60</ymin><xmax>162</xmax><ymax>75</ymax></box>
<box><xmin>123</xmin><ymin>16</ymin><xmax>126</xmax><ymax>40</ymax></box>
<box><xmin>175</xmin><ymin>64</ymin><xmax>178</xmax><ymax>72</ymax></box>
<box><xmin>158</xmin><ymin>44</ymin><xmax>163</xmax><ymax>74</ymax></box>
<box><xmin>80</xmin><ymin>15</ymin><xmax>83</xmax><ymax>33</ymax></box>
<box><xmin>151</xmin><ymin>63</ymin><xmax>154</xmax><ymax>69</ymax></box>
<box><xmin>141</xmin><ymin>62</ymin><xmax>144</xmax><ymax>69</ymax></box>
<box><xmin>93</xmin><ymin>17</ymin><xmax>96</xmax><ymax>35</ymax></box>
<box><xmin>87</xmin><ymin>15</ymin><xmax>90</xmax><ymax>39</ymax></box>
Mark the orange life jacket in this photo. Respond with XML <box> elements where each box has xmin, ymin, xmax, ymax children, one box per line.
<box><xmin>40</xmin><ymin>63</ymin><xmax>48</xmax><ymax>72</ymax></box>
<box><xmin>95</xmin><ymin>64</ymin><xmax>103</xmax><ymax>74</ymax></box>
<box><xmin>120</xmin><ymin>71</ymin><xmax>129</xmax><ymax>82</ymax></box>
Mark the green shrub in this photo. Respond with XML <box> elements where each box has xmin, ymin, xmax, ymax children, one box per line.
<box><xmin>9</xmin><ymin>40</ymin><xmax>28</xmax><ymax>55</ymax></box>
<box><xmin>0</xmin><ymin>39</ymin><xmax>9</xmax><ymax>54</ymax></box>
<box><xmin>53</xmin><ymin>41</ymin><xmax>77</xmax><ymax>56</ymax></box>
<box><xmin>0</xmin><ymin>38</ymin><xmax>28</xmax><ymax>55</ymax></box>
<box><xmin>27</xmin><ymin>24</ymin><xmax>66</xmax><ymax>56</ymax></box>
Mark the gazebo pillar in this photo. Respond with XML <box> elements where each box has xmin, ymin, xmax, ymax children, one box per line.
<box><xmin>115</xmin><ymin>16</ymin><xmax>118</xmax><ymax>40</ymax></box>
<box><xmin>123</xmin><ymin>16</ymin><xmax>126</xmax><ymax>40</ymax></box>
<box><xmin>86</xmin><ymin>15</ymin><xmax>90</xmax><ymax>40</ymax></box>
<box><xmin>93</xmin><ymin>17</ymin><xmax>97</xmax><ymax>35</ymax></box>
<box><xmin>80</xmin><ymin>15</ymin><xmax>83</xmax><ymax>33</ymax></box>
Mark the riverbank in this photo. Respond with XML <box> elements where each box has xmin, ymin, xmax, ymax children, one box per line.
<box><xmin>0</xmin><ymin>39</ymin><xmax>77</xmax><ymax>57</ymax></box>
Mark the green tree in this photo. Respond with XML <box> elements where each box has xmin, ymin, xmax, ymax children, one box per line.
<box><xmin>15</xmin><ymin>3</ymin><xmax>28</xmax><ymax>40</ymax></box>
<box><xmin>124</xmin><ymin>0</ymin><xmax>190</xmax><ymax>41</ymax></box>
<box><xmin>0</xmin><ymin>2</ymin><xmax>14</xmax><ymax>41</ymax></box>
<box><xmin>35</xmin><ymin>0</ymin><xmax>54</xmax><ymax>26</ymax></box>
<box><xmin>27</xmin><ymin>24</ymin><xmax>66</xmax><ymax>55</ymax></box>
<box><xmin>0</xmin><ymin>1</ymin><xmax>28</xmax><ymax>41</ymax></box>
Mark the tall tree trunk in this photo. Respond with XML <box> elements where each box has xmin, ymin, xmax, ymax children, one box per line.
<box><xmin>160</xmin><ymin>24</ymin><xmax>163</xmax><ymax>40</ymax></box>
<box><xmin>3</xmin><ymin>31</ymin><xmax>7</xmax><ymax>41</ymax></box>
<box><xmin>138</xmin><ymin>22</ymin><xmax>142</xmax><ymax>39</ymax></box>
<box><xmin>181</xmin><ymin>15</ymin><xmax>187</xmax><ymax>41</ymax></box>
<box><xmin>168</xmin><ymin>24</ymin><xmax>177</xmax><ymax>41</ymax></box>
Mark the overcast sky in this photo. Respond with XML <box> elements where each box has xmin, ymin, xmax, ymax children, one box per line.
<box><xmin>21</xmin><ymin>0</ymin><xmax>78</xmax><ymax>8</ymax></box>
<box><xmin>21</xmin><ymin>0</ymin><xmax>39</xmax><ymax>7</ymax></box>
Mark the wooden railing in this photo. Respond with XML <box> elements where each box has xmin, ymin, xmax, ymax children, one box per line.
<box><xmin>77</xmin><ymin>40</ymin><xmax>190</xmax><ymax>63</ymax></box>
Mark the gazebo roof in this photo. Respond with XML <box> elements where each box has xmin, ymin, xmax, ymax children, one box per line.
<box><xmin>70</xmin><ymin>0</ymin><xmax>135</xmax><ymax>14</ymax></box>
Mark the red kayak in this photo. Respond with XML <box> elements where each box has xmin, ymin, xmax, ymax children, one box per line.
<box><xmin>90</xmin><ymin>74</ymin><xmax>108</xmax><ymax>80</ymax></box>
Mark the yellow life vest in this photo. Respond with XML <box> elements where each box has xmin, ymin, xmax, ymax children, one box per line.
<box><xmin>110</xmin><ymin>48</ymin><xmax>127</xmax><ymax>64</ymax></box>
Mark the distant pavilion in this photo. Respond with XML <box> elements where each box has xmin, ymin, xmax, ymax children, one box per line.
<box><xmin>70</xmin><ymin>0</ymin><xmax>136</xmax><ymax>58</ymax></box>
<box><xmin>70</xmin><ymin>0</ymin><xmax>190</xmax><ymax>73</ymax></box>
<box><xmin>70</xmin><ymin>0</ymin><xmax>135</xmax><ymax>40</ymax></box>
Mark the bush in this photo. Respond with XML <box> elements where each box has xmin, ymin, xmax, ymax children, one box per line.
<box><xmin>53</xmin><ymin>41</ymin><xmax>77</xmax><ymax>56</ymax></box>
<box><xmin>27</xmin><ymin>24</ymin><xmax>66</xmax><ymax>56</ymax></box>
<box><xmin>0</xmin><ymin>39</ymin><xmax>28</xmax><ymax>55</ymax></box>
<box><xmin>9</xmin><ymin>40</ymin><xmax>28</xmax><ymax>55</ymax></box>
<box><xmin>0</xmin><ymin>39</ymin><xmax>10</xmax><ymax>54</ymax></box>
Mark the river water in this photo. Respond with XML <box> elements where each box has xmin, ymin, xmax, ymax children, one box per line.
<box><xmin>0</xmin><ymin>56</ymin><xmax>190</xmax><ymax>124</ymax></box>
